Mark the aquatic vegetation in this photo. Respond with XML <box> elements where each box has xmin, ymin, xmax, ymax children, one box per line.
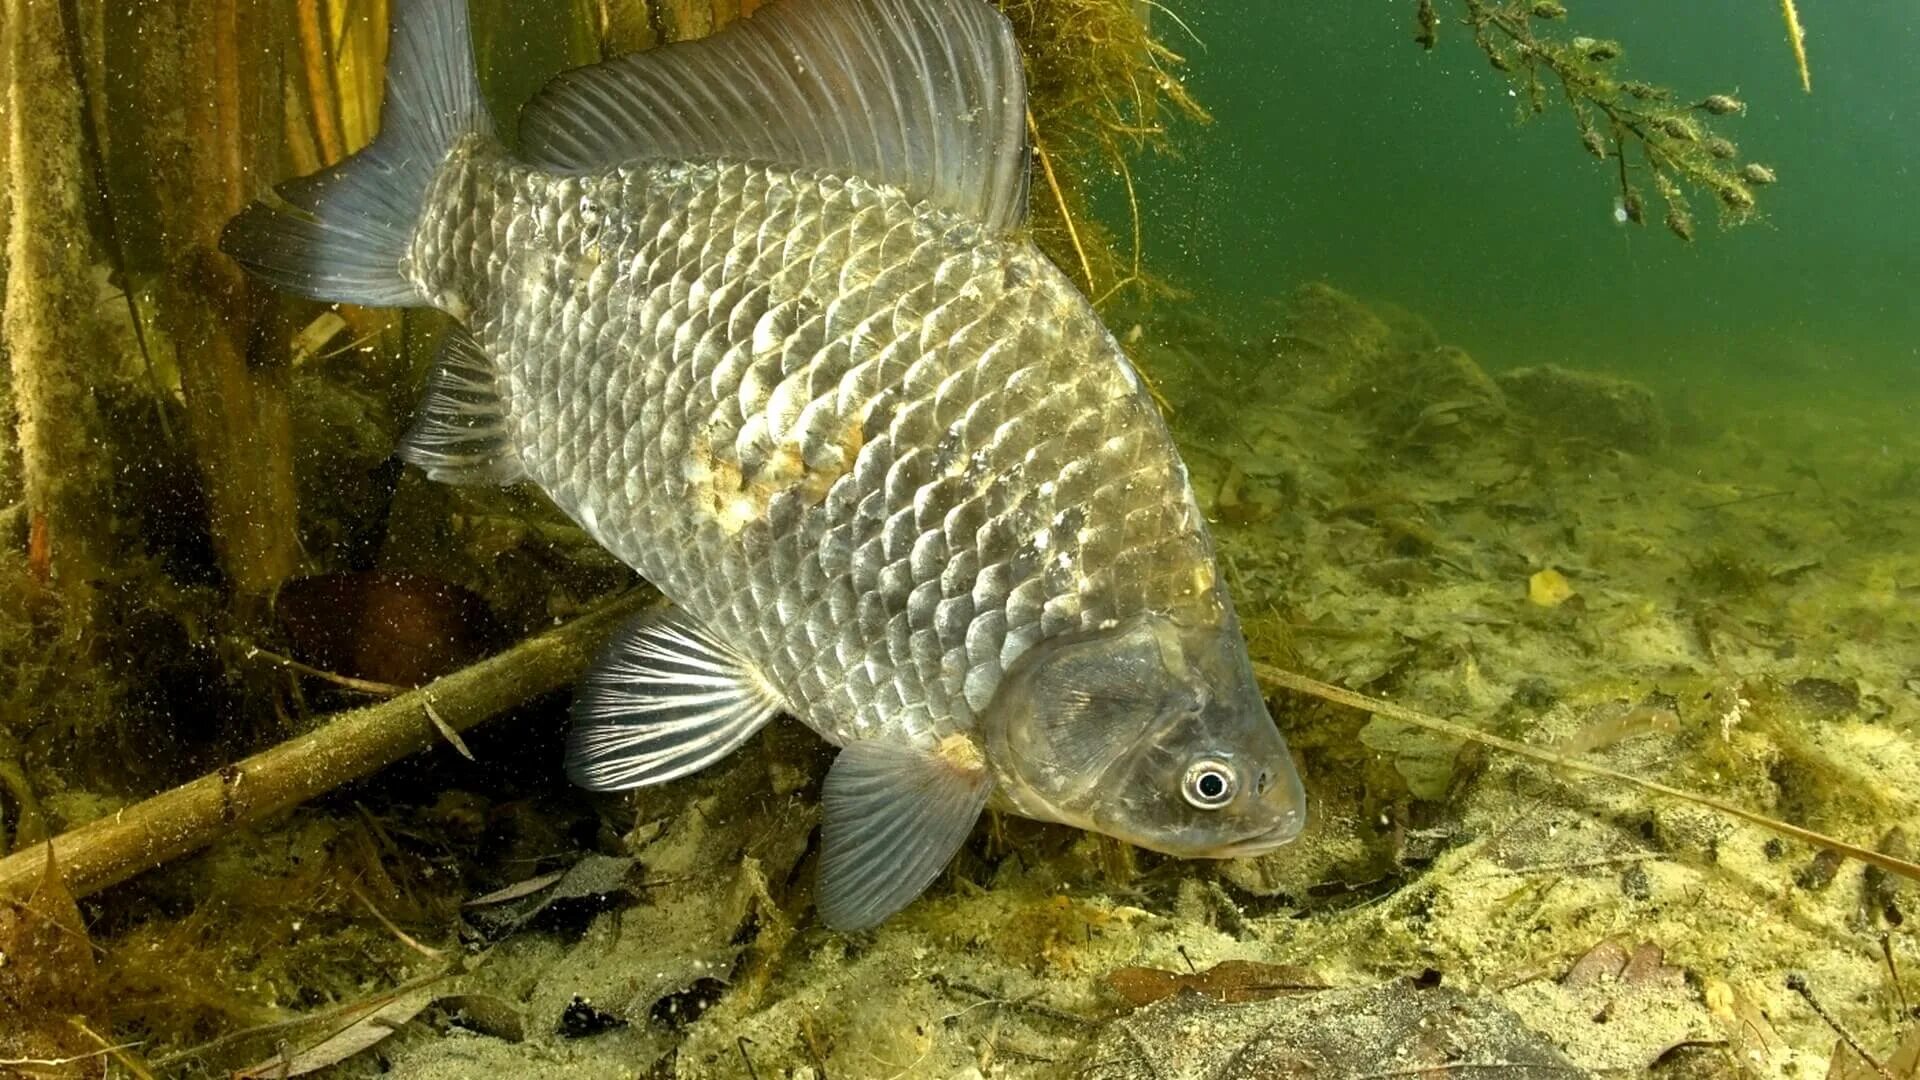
<box><xmin>1416</xmin><ymin>0</ymin><xmax>1780</xmax><ymax>238</ymax></box>
<box><xmin>995</xmin><ymin>0</ymin><xmax>1209</xmax><ymax>301</ymax></box>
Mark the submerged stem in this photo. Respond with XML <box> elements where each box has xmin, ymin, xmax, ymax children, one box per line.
<box><xmin>1252</xmin><ymin>662</ymin><xmax>1920</xmax><ymax>885</ymax></box>
<box><xmin>0</xmin><ymin>592</ymin><xmax>652</xmax><ymax>902</ymax></box>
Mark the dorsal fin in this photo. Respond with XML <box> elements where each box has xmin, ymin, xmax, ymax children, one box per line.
<box><xmin>519</xmin><ymin>0</ymin><xmax>1031</xmax><ymax>233</ymax></box>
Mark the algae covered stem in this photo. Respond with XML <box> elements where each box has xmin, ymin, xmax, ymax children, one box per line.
<box><xmin>0</xmin><ymin>593</ymin><xmax>650</xmax><ymax>903</ymax></box>
<box><xmin>2</xmin><ymin>0</ymin><xmax>113</xmax><ymax>612</ymax></box>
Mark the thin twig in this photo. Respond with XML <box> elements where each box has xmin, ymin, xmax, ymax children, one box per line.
<box><xmin>1696</xmin><ymin>490</ymin><xmax>1792</xmax><ymax>511</ymax></box>
<box><xmin>347</xmin><ymin>882</ymin><xmax>444</xmax><ymax>959</ymax></box>
<box><xmin>1027</xmin><ymin>110</ymin><xmax>1096</xmax><ymax>296</ymax></box>
<box><xmin>1252</xmin><ymin>663</ymin><xmax>1920</xmax><ymax>886</ymax></box>
<box><xmin>1882</xmin><ymin>933</ymin><xmax>1909</xmax><ymax>1018</ymax></box>
<box><xmin>0</xmin><ymin>1044</ymin><xmax>145</xmax><ymax>1069</ymax></box>
<box><xmin>1788</xmin><ymin>972</ymin><xmax>1891</xmax><ymax>1080</ymax></box>
<box><xmin>71</xmin><ymin>1019</ymin><xmax>157</xmax><ymax>1080</ymax></box>
<box><xmin>243</xmin><ymin>642</ymin><xmax>407</xmax><ymax>696</ymax></box>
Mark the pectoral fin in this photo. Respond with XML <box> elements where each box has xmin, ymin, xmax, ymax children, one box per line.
<box><xmin>564</xmin><ymin>607</ymin><xmax>785</xmax><ymax>791</ymax></box>
<box><xmin>397</xmin><ymin>326</ymin><xmax>524</xmax><ymax>485</ymax></box>
<box><xmin>818</xmin><ymin>736</ymin><xmax>993</xmax><ymax>930</ymax></box>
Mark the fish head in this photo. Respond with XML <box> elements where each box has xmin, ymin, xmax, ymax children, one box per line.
<box><xmin>980</xmin><ymin>612</ymin><xmax>1307</xmax><ymax>859</ymax></box>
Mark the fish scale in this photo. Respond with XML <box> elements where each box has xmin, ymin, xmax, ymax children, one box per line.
<box><xmin>412</xmin><ymin>140</ymin><xmax>1220</xmax><ymax>747</ymax></box>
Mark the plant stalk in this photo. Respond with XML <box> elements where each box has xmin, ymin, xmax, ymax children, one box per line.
<box><xmin>0</xmin><ymin>592</ymin><xmax>650</xmax><ymax>902</ymax></box>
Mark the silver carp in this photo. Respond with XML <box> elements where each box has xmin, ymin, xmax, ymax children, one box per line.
<box><xmin>223</xmin><ymin>0</ymin><xmax>1305</xmax><ymax>929</ymax></box>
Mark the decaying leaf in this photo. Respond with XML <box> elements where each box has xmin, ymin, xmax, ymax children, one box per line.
<box><xmin>1706</xmin><ymin>978</ymin><xmax>1784</xmax><ymax>1076</ymax></box>
<box><xmin>463</xmin><ymin>869</ymin><xmax>567</xmax><ymax>908</ymax></box>
<box><xmin>1562</xmin><ymin>937</ymin><xmax>1686</xmax><ymax>989</ymax></box>
<box><xmin>462</xmin><ymin>854</ymin><xmax>638</xmax><ymax>938</ymax></box>
<box><xmin>436</xmin><ymin>993</ymin><xmax>526</xmax><ymax>1044</ymax></box>
<box><xmin>1106</xmin><ymin>958</ymin><xmax>1324</xmax><ymax>1006</ymax></box>
<box><xmin>1501</xmin><ymin>936</ymin><xmax>1715</xmax><ymax>1072</ymax></box>
<box><xmin>0</xmin><ymin>849</ymin><xmax>103</xmax><ymax>1064</ymax></box>
<box><xmin>1081</xmin><ymin>980</ymin><xmax>1589</xmax><ymax>1079</ymax></box>
<box><xmin>234</xmin><ymin>986</ymin><xmax>436</xmax><ymax>1078</ymax></box>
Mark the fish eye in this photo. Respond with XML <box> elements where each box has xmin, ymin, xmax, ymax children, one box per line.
<box><xmin>1181</xmin><ymin>759</ymin><xmax>1237</xmax><ymax>810</ymax></box>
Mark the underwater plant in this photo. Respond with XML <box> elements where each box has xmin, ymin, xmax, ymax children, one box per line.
<box><xmin>1414</xmin><ymin>0</ymin><xmax>1786</xmax><ymax>239</ymax></box>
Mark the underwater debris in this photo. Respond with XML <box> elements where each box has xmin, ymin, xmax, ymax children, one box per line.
<box><xmin>1497</xmin><ymin>363</ymin><xmax>1669</xmax><ymax>454</ymax></box>
<box><xmin>0</xmin><ymin>852</ymin><xmax>104</xmax><ymax>1069</ymax></box>
<box><xmin>1528</xmin><ymin>567</ymin><xmax>1576</xmax><ymax>607</ymax></box>
<box><xmin>1105</xmin><ymin>958</ymin><xmax>1325</xmax><ymax>1006</ymax></box>
<box><xmin>1082</xmin><ymin>980</ymin><xmax>1586</xmax><ymax>1079</ymax></box>
<box><xmin>1426</xmin><ymin>0</ymin><xmax>1776</xmax><ymax>236</ymax></box>
<box><xmin>233</xmin><ymin>984</ymin><xmax>441</xmax><ymax>1079</ymax></box>
<box><xmin>997</xmin><ymin>0</ymin><xmax>1211</xmax><ymax>302</ymax></box>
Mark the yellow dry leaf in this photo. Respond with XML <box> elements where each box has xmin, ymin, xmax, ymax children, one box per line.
<box><xmin>1528</xmin><ymin>568</ymin><xmax>1576</xmax><ymax>607</ymax></box>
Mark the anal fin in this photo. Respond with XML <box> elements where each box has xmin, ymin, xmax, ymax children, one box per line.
<box><xmin>565</xmin><ymin>607</ymin><xmax>786</xmax><ymax>791</ymax></box>
<box><xmin>398</xmin><ymin>326</ymin><xmax>525</xmax><ymax>485</ymax></box>
<box><xmin>818</xmin><ymin>736</ymin><xmax>993</xmax><ymax>930</ymax></box>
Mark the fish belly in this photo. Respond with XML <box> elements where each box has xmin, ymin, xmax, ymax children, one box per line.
<box><xmin>413</xmin><ymin>151</ymin><xmax>1222</xmax><ymax>748</ymax></box>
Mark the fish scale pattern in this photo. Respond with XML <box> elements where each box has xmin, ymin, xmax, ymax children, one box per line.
<box><xmin>411</xmin><ymin>137</ymin><xmax>1227</xmax><ymax>746</ymax></box>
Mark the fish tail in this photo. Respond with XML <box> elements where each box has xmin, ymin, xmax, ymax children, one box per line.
<box><xmin>220</xmin><ymin>0</ymin><xmax>490</xmax><ymax>306</ymax></box>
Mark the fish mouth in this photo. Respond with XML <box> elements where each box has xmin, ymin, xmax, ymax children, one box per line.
<box><xmin>1210</xmin><ymin>815</ymin><xmax>1306</xmax><ymax>860</ymax></box>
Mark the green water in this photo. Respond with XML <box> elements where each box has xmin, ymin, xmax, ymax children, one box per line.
<box><xmin>1129</xmin><ymin>1</ymin><xmax>1918</xmax><ymax>397</ymax></box>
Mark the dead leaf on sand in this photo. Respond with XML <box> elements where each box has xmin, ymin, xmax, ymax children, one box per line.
<box><xmin>1105</xmin><ymin>958</ymin><xmax>1326</xmax><ymax>1006</ymax></box>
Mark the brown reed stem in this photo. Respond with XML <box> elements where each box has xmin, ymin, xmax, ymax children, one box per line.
<box><xmin>0</xmin><ymin>591</ymin><xmax>652</xmax><ymax>902</ymax></box>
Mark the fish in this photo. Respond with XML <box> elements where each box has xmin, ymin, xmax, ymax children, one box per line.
<box><xmin>221</xmin><ymin>0</ymin><xmax>1306</xmax><ymax>929</ymax></box>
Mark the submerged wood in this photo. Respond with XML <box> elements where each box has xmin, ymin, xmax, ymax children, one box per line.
<box><xmin>0</xmin><ymin>592</ymin><xmax>652</xmax><ymax>902</ymax></box>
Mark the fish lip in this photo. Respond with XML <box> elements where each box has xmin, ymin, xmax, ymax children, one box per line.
<box><xmin>1211</xmin><ymin>816</ymin><xmax>1305</xmax><ymax>860</ymax></box>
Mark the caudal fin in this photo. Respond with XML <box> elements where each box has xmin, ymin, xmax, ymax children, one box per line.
<box><xmin>221</xmin><ymin>0</ymin><xmax>490</xmax><ymax>306</ymax></box>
